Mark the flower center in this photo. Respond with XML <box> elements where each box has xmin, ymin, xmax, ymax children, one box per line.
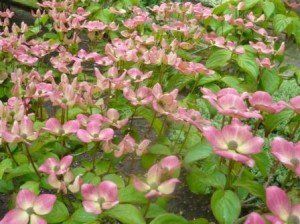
<box><xmin>26</xmin><ymin>207</ymin><xmax>34</xmax><ymax>215</ymax></box>
<box><xmin>227</xmin><ymin>140</ymin><xmax>238</xmax><ymax>151</ymax></box>
<box><xmin>287</xmin><ymin>215</ymin><xmax>300</xmax><ymax>224</ymax></box>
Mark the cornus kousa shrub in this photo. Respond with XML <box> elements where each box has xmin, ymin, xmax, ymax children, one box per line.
<box><xmin>0</xmin><ymin>0</ymin><xmax>299</xmax><ymax>223</ymax></box>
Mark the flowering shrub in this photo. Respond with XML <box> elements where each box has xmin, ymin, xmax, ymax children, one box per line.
<box><xmin>0</xmin><ymin>0</ymin><xmax>299</xmax><ymax>223</ymax></box>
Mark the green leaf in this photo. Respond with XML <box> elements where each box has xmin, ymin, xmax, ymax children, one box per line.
<box><xmin>71</xmin><ymin>208</ymin><xmax>97</xmax><ymax>223</ymax></box>
<box><xmin>206</xmin><ymin>49</ymin><xmax>232</xmax><ymax>69</ymax></box>
<box><xmin>184</xmin><ymin>144</ymin><xmax>212</xmax><ymax>164</ymax></box>
<box><xmin>149</xmin><ymin>144</ymin><xmax>171</xmax><ymax>155</ymax></box>
<box><xmin>94</xmin><ymin>9</ymin><xmax>115</xmax><ymax>23</ymax></box>
<box><xmin>211</xmin><ymin>190</ymin><xmax>241</xmax><ymax>224</ymax></box>
<box><xmin>105</xmin><ymin>204</ymin><xmax>146</xmax><ymax>224</ymax></box>
<box><xmin>165</xmin><ymin>73</ymin><xmax>193</xmax><ymax>91</ymax></box>
<box><xmin>0</xmin><ymin>179</ymin><xmax>14</xmax><ymax>193</ymax></box>
<box><xmin>119</xmin><ymin>186</ymin><xmax>147</xmax><ymax>204</ymax></box>
<box><xmin>44</xmin><ymin>201</ymin><xmax>69</xmax><ymax>223</ymax></box>
<box><xmin>237</xmin><ymin>54</ymin><xmax>259</xmax><ymax>79</ymax></box>
<box><xmin>252</xmin><ymin>152</ymin><xmax>271</xmax><ymax>178</ymax></box>
<box><xmin>260</xmin><ymin>69</ymin><xmax>282</xmax><ymax>94</ymax></box>
<box><xmin>244</xmin><ymin>0</ymin><xmax>260</xmax><ymax>9</ymax></box>
<box><xmin>221</xmin><ymin>76</ymin><xmax>246</xmax><ymax>92</ymax></box>
<box><xmin>0</xmin><ymin>158</ymin><xmax>12</xmax><ymax>179</ymax></box>
<box><xmin>263</xmin><ymin>109</ymin><xmax>294</xmax><ymax>134</ymax></box>
<box><xmin>262</xmin><ymin>1</ymin><xmax>275</xmax><ymax>18</ymax></box>
<box><xmin>146</xmin><ymin>203</ymin><xmax>167</xmax><ymax>219</ymax></box>
<box><xmin>20</xmin><ymin>181</ymin><xmax>40</xmax><ymax>195</ymax></box>
<box><xmin>150</xmin><ymin>214</ymin><xmax>188</xmax><ymax>224</ymax></box>
<box><xmin>136</xmin><ymin>106</ymin><xmax>163</xmax><ymax>134</ymax></box>
<box><xmin>234</xmin><ymin>179</ymin><xmax>265</xmax><ymax>199</ymax></box>
<box><xmin>273</xmin><ymin>14</ymin><xmax>292</xmax><ymax>33</ymax></box>
<box><xmin>190</xmin><ymin>218</ymin><xmax>210</xmax><ymax>224</ymax></box>
<box><xmin>7</xmin><ymin>164</ymin><xmax>34</xmax><ymax>179</ymax></box>
<box><xmin>103</xmin><ymin>174</ymin><xmax>124</xmax><ymax>188</ymax></box>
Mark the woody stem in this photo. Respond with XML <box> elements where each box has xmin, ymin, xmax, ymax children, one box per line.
<box><xmin>23</xmin><ymin>143</ymin><xmax>41</xmax><ymax>179</ymax></box>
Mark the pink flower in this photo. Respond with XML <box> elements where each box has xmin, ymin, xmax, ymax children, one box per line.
<box><xmin>81</xmin><ymin>181</ymin><xmax>119</xmax><ymax>215</ymax></box>
<box><xmin>245</xmin><ymin>186</ymin><xmax>300</xmax><ymax>223</ymax></box>
<box><xmin>0</xmin><ymin>189</ymin><xmax>56</xmax><ymax>224</ymax></box>
<box><xmin>39</xmin><ymin>155</ymin><xmax>73</xmax><ymax>175</ymax></box>
<box><xmin>132</xmin><ymin>156</ymin><xmax>181</xmax><ymax>199</ymax></box>
<box><xmin>202</xmin><ymin>119</ymin><xmax>264</xmax><ymax>167</ymax></box>
<box><xmin>244</xmin><ymin>212</ymin><xmax>266</xmax><ymax>224</ymax></box>
<box><xmin>249</xmin><ymin>41</ymin><xmax>274</xmax><ymax>54</ymax></box>
<box><xmin>127</xmin><ymin>68</ymin><xmax>152</xmax><ymax>82</ymax></box>
<box><xmin>249</xmin><ymin>91</ymin><xmax>286</xmax><ymax>114</ymax></box>
<box><xmin>39</xmin><ymin>155</ymin><xmax>83</xmax><ymax>194</ymax></box>
<box><xmin>3</xmin><ymin>116</ymin><xmax>39</xmax><ymax>143</ymax></box>
<box><xmin>82</xmin><ymin>21</ymin><xmax>106</xmax><ymax>32</ymax></box>
<box><xmin>77</xmin><ymin>121</ymin><xmax>114</xmax><ymax>143</ymax></box>
<box><xmin>172</xmin><ymin>107</ymin><xmax>210</xmax><ymax>131</ymax></box>
<box><xmin>265</xmin><ymin>186</ymin><xmax>300</xmax><ymax>223</ymax></box>
<box><xmin>201</xmin><ymin>88</ymin><xmax>262</xmax><ymax>119</ymax></box>
<box><xmin>287</xmin><ymin>96</ymin><xmax>300</xmax><ymax>114</ymax></box>
<box><xmin>105</xmin><ymin>109</ymin><xmax>128</xmax><ymax>129</ymax></box>
<box><xmin>152</xmin><ymin>83</ymin><xmax>179</xmax><ymax>115</ymax></box>
<box><xmin>123</xmin><ymin>86</ymin><xmax>153</xmax><ymax>106</ymax></box>
<box><xmin>256</xmin><ymin>58</ymin><xmax>274</xmax><ymax>69</ymax></box>
<box><xmin>114</xmin><ymin>134</ymin><xmax>151</xmax><ymax>157</ymax></box>
<box><xmin>44</xmin><ymin>118</ymin><xmax>80</xmax><ymax>136</ymax></box>
<box><xmin>76</xmin><ymin>114</ymin><xmax>107</xmax><ymax>127</ymax></box>
<box><xmin>271</xmin><ymin>137</ymin><xmax>300</xmax><ymax>176</ymax></box>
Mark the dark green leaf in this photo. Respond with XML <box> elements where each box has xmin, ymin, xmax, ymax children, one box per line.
<box><xmin>206</xmin><ymin>49</ymin><xmax>232</xmax><ymax>69</ymax></box>
<box><xmin>150</xmin><ymin>214</ymin><xmax>188</xmax><ymax>224</ymax></box>
<box><xmin>44</xmin><ymin>201</ymin><xmax>69</xmax><ymax>223</ymax></box>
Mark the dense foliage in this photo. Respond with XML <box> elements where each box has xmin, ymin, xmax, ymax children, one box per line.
<box><xmin>0</xmin><ymin>0</ymin><xmax>299</xmax><ymax>223</ymax></box>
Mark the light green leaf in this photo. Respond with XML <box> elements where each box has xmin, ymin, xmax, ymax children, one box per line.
<box><xmin>260</xmin><ymin>69</ymin><xmax>282</xmax><ymax>94</ymax></box>
<box><xmin>211</xmin><ymin>190</ymin><xmax>241</xmax><ymax>224</ymax></box>
<box><xmin>102</xmin><ymin>174</ymin><xmax>124</xmax><ymax>188</ymax></box>
<box><xmin>262</xmin><ymin>1</ymin><xmax>275</xmax><ymax>18</ymax></box>
<box><xmin>244</xmin><ymin>0</ymin><xmax>261</xmax><ymax>9</ymax></box>
<box><xmin>0</xmin><ymin>159</ymin><xmax>12</xmax><ymax>179</ymax></box>
<box><xmin>234</xmin><ymin>179</ymin><xmax>265</xmax><ymax>199</ymax></box>
<box><xmin>44</xmin><ymin>201</ymin><xmax>69</xmax><ymax>223</ymax></box>
<box><xmin>136</xmin><ymin>106</ymin><xmax>163</xmax><ymax>134</ymax></box>
<box><xmin>184</xmin><ymin>144</ymin><xmax>212</xmax><ymax>164</ymax></box>
<box><xmin>105</xmin><ymin>204</ymin><xmax>146</xmax><ymax>224</ymax></box>
<box><xmin>20</xmin><ymin>181</ymin><xmax>40</xmax><ymax>195</ymax></box>
<box><xmin>273</xmin><ymin>14</ymin><xmax>292</xmax><ymax>33</ymax></box>
<box><xmin>237</xmin><ymin>54</ymin><xmax>259</xmax><ymax>79</ymax></box>
<box><xmin>150</xmin><ymin>214</ymin><xmax>188</xmax><ymax>224</ymax></box>
<box><xmin>206</xmin><ymin>49</ymin><xmax>232</xmax><ymax>69</ymax></box>
<box><xmin>119</xmin><ymin>186</ymin><xmax>147</xmax><ymax>204</ymax></box>
<box><xmin>252</xmin><ymin>152</ymin><xmax>271</xmax><ymax>178</ymax></box>
<box><xmin>149</xmin><ymin>144</ymin><xmax>171</xmax><ymax>155</ymax></box>
<box><xmin>263</xmin><ymin>109</ymin><xmax>294</xmax><ymax>134</ymax></box>
<box><xmin>71</xmin><ymin>208</ymin><xmax>97</xmax><ymax>223</ymax></box>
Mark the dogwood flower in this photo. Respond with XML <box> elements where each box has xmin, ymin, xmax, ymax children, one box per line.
<box><xmin>244</xmin><ymin>212</ymin><xmax>266</xmax><ymax>224</ymax></box>
<box><xmin>271</xmin><ymin>137</ymin><xmax>300</xmax><ymax>176</ymax></box>
<box><xmin>201</xmin><ymin>87</ymin><xmax>262</xmax><ymax>119</ymax></box>
<box><xmin>44</xmin><ymin>118</ymin><xmax>80</xmax><ymax>136</ymax></box>
<box><xmin>249</xmin><ymin>91</ymin><xmax>286</xmax><ymax>114</ymax></box>
<box><xmin>152</xmin><ymin>83</ymin><xmax>179</xmax><ymax>115</ymax></box>
<box><xmin>202</xmin><ymin>119</ymin><xmax>264</xmax><ymax>167</ymax></box>
<box><xmin>132</xmin><ymin>156</ymin><xmax>181</xmax><ymax>199</ymax></box>
<box><xmin>77</xmin><ymin>121</ymin><xmax>114</xmax><ymax>143</ymax></box>
<box><xmin>127</xmin><ymin>68</ymin><xmax>152</xmax><ymax>82</ymax></box>
<box><xmin>0</xmin><ymin>189</ymin><xmax>56</xmax><ymax>224</ymax></box>
<box><xmin>105</xmin><ymin>109</ymin><xmax>128</xmax><ymax>129</ymax></box>
<box><xmin>3</xmin><ymin>116</ymin><xmax>39</xmax><ymax>143</ymax></box>
<box><xmin>123</xmin><ymin>86</ymin><xmax>153</xmax><ymax>106</ymax></box>
<box><xmin>39</xmin><ymin>155</ymin><xmax>83</xmax><ymax>194</ymax></box>
<box><xmin>265</xmin><ymin>186</ymin><xmax>300</xmax><ymax>223</ymax></box>
<box><xmin>287</xmin><ymin>96</ymin><xmax>300</xmax><ymax>114</ymax></box>
<box><xmin>114</xmin><ymin>134</ymin><xmax>151</xmax><ymax>157</ymax></box>
<box><xmin>81</xmin><ymin>181</ymin><xmax>119</xmax><ymax>215</ymax></box>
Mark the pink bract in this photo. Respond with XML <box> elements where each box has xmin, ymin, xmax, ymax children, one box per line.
<box><xmin>271</xmin><ymin>137</ymin><xmax>300</xmax><ymax>176</ymax></box>
<box><xmin>0</xmin><ymin>189</ymin><xmax>56</xmax><ymax>224</ymax></box>
<box><xmin>81</xmin><ymin>181</ymin><xmax>119</xmax><ymax>215</ymax></box>
<box><xmin>202</xmin><ymin>119</ymin><xmax>264</xmax><ymax>167</ymax></box>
